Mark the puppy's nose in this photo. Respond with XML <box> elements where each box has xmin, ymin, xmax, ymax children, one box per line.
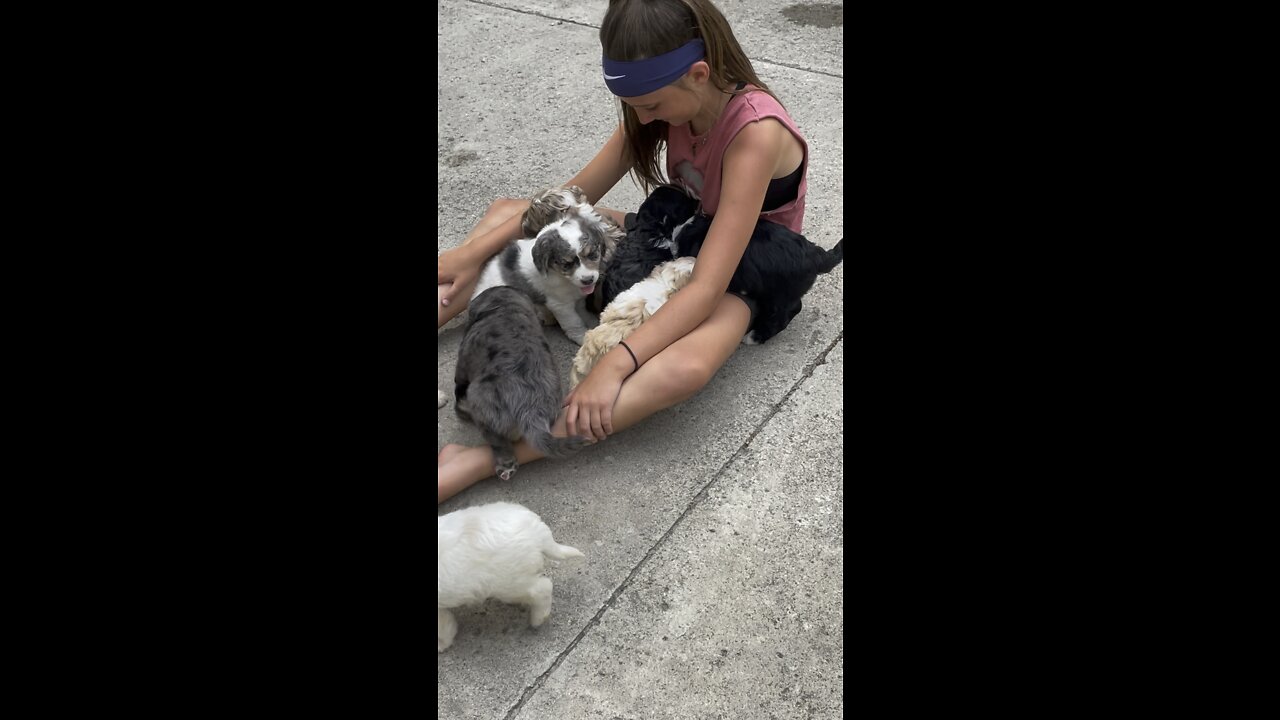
<box><xmin>581</xmin><ymin>274</ymin><xmax>597</xmax><ymax>285</ymax></box>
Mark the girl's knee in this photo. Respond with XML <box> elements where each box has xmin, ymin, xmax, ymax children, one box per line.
<box><xmin>650</xmin><ymin>353</ymin><xmax>716</xmax><ymax>400</ymax></box>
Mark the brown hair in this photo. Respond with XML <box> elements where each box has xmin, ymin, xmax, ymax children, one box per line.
<box><xmin>600</xmin><ymin>0</ymin><xmax>776</xmax><ymax>194</ymax></box>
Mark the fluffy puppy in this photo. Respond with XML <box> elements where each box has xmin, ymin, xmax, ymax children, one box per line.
<box><xmin>570</xmin><ymin>256</ymin><xmax>696</xmax><ymax>387</ymax></box>
<box><xmin>438</xmin><ymin>501</ymin><xmax>584</xmax><ymax>652</ymax></box>
<box><xmin>601</xmin><ymin>185</ymin><xmax>700</xmax><ymax>309</ymax></box>
<box><xmin>676</xmin><ymin>215</ymin><xmax>844</xmax><ymax>345</ymax></box>
<box><xmin>522</xmin><ymin>185</ymin><xmax>624</xmax><ymax>264</ymax></box>
<box><xmin>455</xmin><ymin>287</ymin><xmax>588</xmax><ymax>480</ymax></box>
<box><xmin>471</xmin><ymin>213</ymin><xmax>611</xmax><ymax>344</ymax></box>
<box><xmin>523</xmin><ymin>186</ymin><xmax>624</xmax><ymax>314</ymax></box>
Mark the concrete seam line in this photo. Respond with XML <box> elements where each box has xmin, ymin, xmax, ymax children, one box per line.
<box><xmin>755</xmin><ymin>57</ymin><xmax>844</xmax><ymax>80</ymax></box>
<box><xmin>464</xmin><ymin>0</ymin><xmax>601</xmax><ymax>30</ymax></box>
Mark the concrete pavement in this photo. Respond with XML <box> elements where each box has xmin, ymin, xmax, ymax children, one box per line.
<box><xmin>438</xmin><ymin>2</ymin><xmax>843</xmax><ymax>717</ymax></box>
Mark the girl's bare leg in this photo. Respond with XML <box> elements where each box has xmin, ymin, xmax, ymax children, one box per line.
<box><xmin>438</xmin><ymin>294</ymin><xmax>751</xmax><ymax>504</ymax></box>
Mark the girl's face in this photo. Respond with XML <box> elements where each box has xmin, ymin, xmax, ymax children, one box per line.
<box><xmin>621</xmin><ymin>82</ymin><xmax>698</xmax><ymax>127</ymax></box>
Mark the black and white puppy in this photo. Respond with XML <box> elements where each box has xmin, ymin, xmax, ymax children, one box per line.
<box><xmin>676</xmin><ymin>215</ymin><xmax>844</xmax><ymax>345</ymax></box>
<box><xmin>455</xmin><ymin>287</ymin><xmax>589</xmax><ymax>480</ymax></box>
<box><xmin>472</xmin><ymin>211</ymin><xmax>610</xmax><ymax>344</ymax></box>
<box><xmin>602</xmin><ymin>185</ymin><xmax>700</xmax><ymax>308</ymax></box>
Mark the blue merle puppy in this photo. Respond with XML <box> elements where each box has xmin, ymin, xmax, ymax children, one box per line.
<box><xmin>454</xmin><ymin>287</ymin><xmax>590</xmax><ymax>480</ymax></box>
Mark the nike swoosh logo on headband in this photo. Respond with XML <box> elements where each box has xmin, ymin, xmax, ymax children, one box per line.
<box><xmin>604</xmin><ymin>73</ymin><xmax>626</xmax><ymax>79</ymax></box>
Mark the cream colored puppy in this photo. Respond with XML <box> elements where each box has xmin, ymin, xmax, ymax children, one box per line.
<box><xmin>570</xmin><ymin>257</ymin><xmax>696</xmax><ymax>387</ymax></box>
<box><xmin>438</xmin><ymin>502</ymin><xmax>584</xmax><ymax>652</ymax></box>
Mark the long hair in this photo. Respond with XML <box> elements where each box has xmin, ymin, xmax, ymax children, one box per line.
<box><xmin>600</xmin><ymin>0</ymin><xmax>776</xmax><ymax>194</ymax></box>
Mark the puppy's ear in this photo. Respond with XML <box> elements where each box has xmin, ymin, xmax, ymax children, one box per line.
<box><xmin>603</xmin><ymin>223</ymin><xmax>623</xmax><ymax>264</ymax></box>
<box><xmin>523</xmin><ymin>187</ymin><xmax>555</xmax><ymax>236</ymax></box>
<box><xmin>586</xmin><ymin>223</ymin><xmax>614</xmax><ymax>265</ymax></box>
<box><xmin>522</xmin><ymin>210</ymin><xmax>544</xmax><ymax>238</ymax></box>
<box><xmin>532</xmin><ymin>234</ymin><xmax>555</xmax><ymax>274</ymax></box>
<box><xmin>521</xmin><ymin>212</ymin><xmax>541</xmax><ymax>238</ymax></box>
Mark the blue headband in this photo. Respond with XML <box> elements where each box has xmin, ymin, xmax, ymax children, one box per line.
<box><xmin>602</xmin><ymin>39</ymin><xmax>705</xmax><ymax>97</ymax></box>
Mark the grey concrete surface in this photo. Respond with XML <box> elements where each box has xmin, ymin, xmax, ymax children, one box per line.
<box><xmin>439</xmin><ymin>1</ymin><xmax>843</xmax><ymax>717</ymax></box>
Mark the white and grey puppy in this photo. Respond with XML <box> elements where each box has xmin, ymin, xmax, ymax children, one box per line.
<box><xmin>570</xmin><ymin>256</ymin><xmax>696</xmax><ymax>387</ymax></box>
<box><xmin>471</xmin><ymin>212</ymin><xmax>611</xmax><ymax>345</ymax></box>
<box><xmin>455</xmin><ymin>286</ymin><xmax>589</xmax><ymax>480</ymax></box>
<box><xmin>522</xmin><ymin>185</ymin><xmax>622</xmax><ymax>265</ymax></box>
<box><xmin>438</xmin><ymin>501</ymin><xmax>584</xmax><ymax>653</ymax></box>
<box><xmin>523</xmin><ymin>185</ymin><xmax>623</xmax><ymax>316</ymax></box>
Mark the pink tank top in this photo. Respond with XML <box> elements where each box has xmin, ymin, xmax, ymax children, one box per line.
<box><xmin>667</xmin><ymin>87</ymin><xmax>808</xmax><ymax>233</ymax></box>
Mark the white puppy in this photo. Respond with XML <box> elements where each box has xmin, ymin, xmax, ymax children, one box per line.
<box><xmin>438</xmin><ymin>502</ymin><xmax>584</xmax><ymax>652</ymax></box>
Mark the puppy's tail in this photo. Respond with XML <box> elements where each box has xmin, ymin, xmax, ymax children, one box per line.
<box><xmin>817</xmin><ymin>238</ymin><xmax>844</xmax><ymax>274</ymax></box>
<box><xmin>542</xmin><ymin>539</ymin><xmax>584</xmax><ymax>562</ymax></box>
<box><xmin>525</xmin><ymin>427</ymin><xmax>591</xmax><ymax>459</ymax></box>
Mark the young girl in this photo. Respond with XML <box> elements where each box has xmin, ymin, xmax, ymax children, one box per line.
<box><xmin>437</xmin><ymin>0</ymin><xmax>809</xmax><ymax>504</ymax></box>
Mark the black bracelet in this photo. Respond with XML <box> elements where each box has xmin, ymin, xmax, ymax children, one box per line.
<box><xmin>618</xmin><ymin>340</ymin><xmax>640</xmax><ymax>375</ymax></box>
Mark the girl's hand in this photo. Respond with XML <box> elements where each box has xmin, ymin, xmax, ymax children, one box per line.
<box><xmin>438</xmin><ymin>247</ymin><xmax>478</xmax><ymax>307</ymax></box>
<box><xmin>563</xmin><ymin>362</ymin><xmax>629</xmax><ymax>441</ymax></box>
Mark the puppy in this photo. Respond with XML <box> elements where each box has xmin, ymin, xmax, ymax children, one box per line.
<box><xmin>523</xmin><ymin>185</ymin><xmax>623</xmax><ymax>315</ymax></box>
<box><xmin>676</xmin><ymin>215</ymin><xmax>844</xmax><ymax>345</ymax></box>
<box><xmin>571</xmin><ymin>256</ymin><xmax>696</xmax><ymax>387</ymax></box>
<box><xmin>455</xmin><ymin>287</ymin><xmax>588</xmax><ymax>480</ymax></box>
<box><xmin>601</xmin><ymin>185</ymin><xmax>699</xmax><ymax>309</ymax></box>
<box><xmin>438</xmin><ymin>501</ymin><xmax>584</xmax><ymax>652</ymax></box>
<box><xmin>472</xmin><ymin>212</ymin><xmax>610</xmax><ymax>345</ymax></box>
<box><xmin>522</xmin><ymin>185</ymin><xmax>623</xmax><ymax>263</ymax></box>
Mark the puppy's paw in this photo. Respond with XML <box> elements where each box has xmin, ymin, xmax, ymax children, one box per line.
<box><xmin>495</xmin><ymin>458</ymin><xmax>519</xmax><ymax>480</ymax></box>
<box><xmin>741</xmin><ymin>331</ymin><xmax>760</xmax><ymax>345</ymax></box>
<box><xmin>565</xmin><ymin>330</ymin><xmax>586</xmax><ymax>346</ymax></box>
<box><xmin>438</xmin><ymin>609</ymin><xmax>457</xmax><ymax>652</ymax></box>
<box><xmin>530</xmin><ymin>604</ymin><xmax>551</xmax><ymax>628</ymax></box>
<box><xmin>437</xmin><ymin>390</ymin><xmax>448</xmax><ymax>408</ymax></box>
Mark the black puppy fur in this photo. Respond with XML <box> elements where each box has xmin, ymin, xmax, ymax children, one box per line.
<box><xmin>675</xmin><ymin>215</ymin><xmax>843</xmax><ymax>344</ymax></box>
<box><xmin>601</xmin><ymin>185</ymin><xmax>700</xmax><ymax>308</ymax></box>
<box><xmin>455</xmin><ymin>287</ymin><xmax>589</xmax><ymax>480</ymax></box>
